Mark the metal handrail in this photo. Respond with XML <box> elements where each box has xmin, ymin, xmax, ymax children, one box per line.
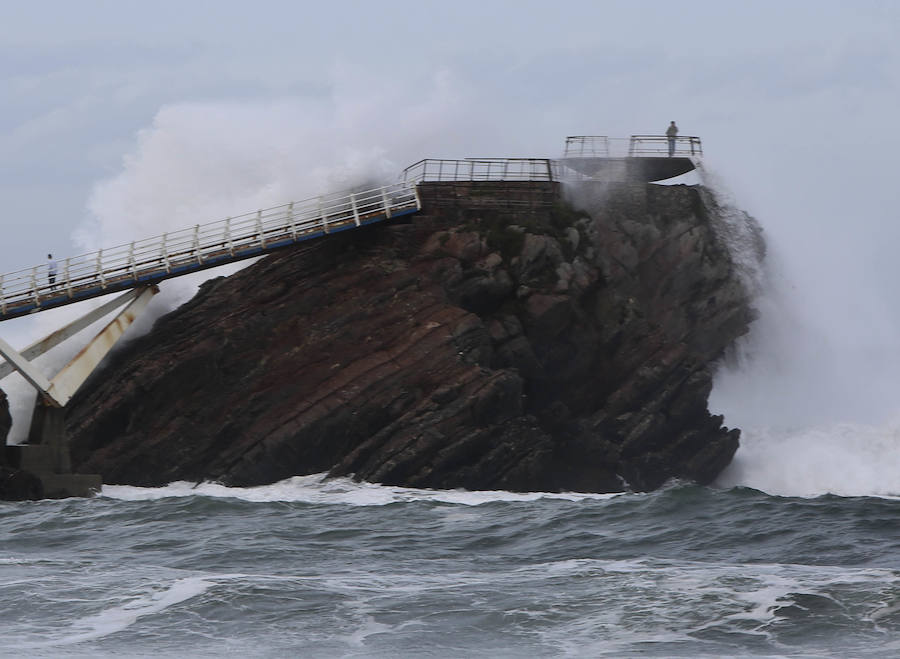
<box><xmin>402</xmin><ymin>158</ymin><xmax>554</xmax><ymax>183</ymax></box>
<box><xmin>628</xmin><ymin>135</ymin><xmax>703</xmax><ymax>157</ymax></box>
<box><xmin>563</xmin><ymin>136</ymin><xmax>610</xmax><ymax>158</ymax></box>
<box><xmin>0</xmin><ymin>180</ymin><xmax>419</xmax><ymax>319</ymax></box>
<box><xmin>562</xmin><ymin>135</ymin><xmax>703</xmax><ymax>159</ymax></box>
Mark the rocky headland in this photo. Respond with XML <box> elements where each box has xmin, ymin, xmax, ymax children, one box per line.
<box><xmin>2</xmin><ymin>179</ymin><xmax>764</xmax><ymax>494</ymax></box>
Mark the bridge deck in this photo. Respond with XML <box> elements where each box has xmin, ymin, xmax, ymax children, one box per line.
<box><xmin>0</xmin><ymin>183</ymin><xmax>420</xmax><ymax>321</ymax></box>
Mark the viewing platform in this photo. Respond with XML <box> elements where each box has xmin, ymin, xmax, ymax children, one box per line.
<box><xmin>558</xmin><ymin>135</ymin><xmax>702</xmax><ymax>182</ymax></box>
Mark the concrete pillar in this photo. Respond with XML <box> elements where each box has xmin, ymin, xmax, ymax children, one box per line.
<box><xmin>28</xmin><ymin>399</ymin><xmax>71</xmax><ymax>473</ymax></box>
<box><xmin>3</xmin><ymin>397</ymin><xmax>102</xmax><ymax>498</ymax></box>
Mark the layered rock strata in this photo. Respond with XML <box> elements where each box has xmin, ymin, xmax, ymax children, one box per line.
<box><xmin>60</xmin><ymin>180</ymin><xmax>761</xmax><ymax>492</ymax></box>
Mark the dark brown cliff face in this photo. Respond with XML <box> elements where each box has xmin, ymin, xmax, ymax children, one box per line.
<box><xmin>64</xmin><ymin>180</ymin><xmax>762</xmax><ymax>492</ymax></box>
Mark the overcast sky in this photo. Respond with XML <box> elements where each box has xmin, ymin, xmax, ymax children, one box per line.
<box><xmin>2</xmin><ymin>0</ymin><xmax>900</xmax><ymax>428</ymax></box>
<box><xmin>2</xmin><ymin>0</ymin><xmax>896</xmax><ymax>261</ymax></box>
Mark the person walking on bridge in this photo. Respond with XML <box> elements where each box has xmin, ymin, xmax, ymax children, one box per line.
<box><xmin>47</xmin><ymin>254</ymin><xmax>58</xmax><ymax>287</ymax></box>
<box><xmin>666</xmin><ymin>121</ymin><xmax>678</xmax><ymax>157</ymax></box>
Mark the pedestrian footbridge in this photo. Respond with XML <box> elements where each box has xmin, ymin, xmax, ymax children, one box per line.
<box><xmin>0</xmin><ymin>182</ymin><xmax>422</xmax><ymax>322</ymax></box>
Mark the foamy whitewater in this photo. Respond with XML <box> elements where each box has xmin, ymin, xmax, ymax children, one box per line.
<box><xmin>1</xmin><ymin>476</ymin><xmax>897</xmax><ymax>658</ymax></box>
<box><xmin>1</xmin><ymin>105</ymin><xmax>899</xmax><ymax>656</ymax></box>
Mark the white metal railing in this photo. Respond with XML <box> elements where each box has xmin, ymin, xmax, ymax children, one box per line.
<box><xmin>0</xmin><ymin>180</ymin><xmax>419</xmax><ymax>317</ymax></box>
<box><xmin>563</xmin><ymin>136</ymin><xmax>610</xmax><ymax>158</ymax></box>
<box><xmin>562</xmin><ymin>135</ymin><xmax>703</xmax><ymax>159</ymax></box>
<box><xmin>628</xmin><ymin>135</ymin><xmax>703</xmax><ymax>157</ymax></box>
<box><xmin>402</xmin><ymin>158</ymin><xmax>554</xmax><ymax>183</ymax></box>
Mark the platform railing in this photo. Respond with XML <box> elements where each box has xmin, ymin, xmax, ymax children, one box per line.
<box><xmin>0</xmin><ymin>180</ymin><xmax>419</xmax><ymax>317</ymax></box>
<box><xmin>402</xmin><ymin>158</ymin><xmax>554</xmax><ymax>183</ymax></box>
<box><xmin>563</xmin><ymin>136</ymin><xmax>610</xmax><ymax>158</ymax></box>
<box><xmin>562</xmin><ymin>135</ymin><xmax>703</xmax><ymax>159</ymax></box>
<box><xmin>628</xmin><ymin>135</ymin><xmax>703</xmax><ymax>157</ymax></box>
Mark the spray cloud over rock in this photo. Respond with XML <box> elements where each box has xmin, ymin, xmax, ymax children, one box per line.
<box><xmin>706</xmin><ymin>163</ymin><xmax>900</xmax><ymax>498</ymax></box>
<box><xmin>3</xmin><ymin>73</ymin><xmax>498</xmax><ymax>441</ymax></box>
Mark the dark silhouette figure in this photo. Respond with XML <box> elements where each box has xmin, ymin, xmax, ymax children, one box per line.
<box><xmin>666</xmin><ymin>121</ymin><xmax>678</xmax><ymax>157</ymax></box>
<box><xmin>47</xmin><ymin>254</ymin><xmax>58</xmax><ymax>287</ymax></box>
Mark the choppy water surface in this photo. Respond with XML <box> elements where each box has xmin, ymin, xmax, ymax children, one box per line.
<box><xmin>0</xmin><ymin>476</ymin><xmax>897</xmax><ymax>658</ymax></box>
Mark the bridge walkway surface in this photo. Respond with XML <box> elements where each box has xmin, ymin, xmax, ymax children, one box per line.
<box><xmin>0</xmin><ymin>181</ymin><xmax>422</xmax><ymax>322</ymax></box>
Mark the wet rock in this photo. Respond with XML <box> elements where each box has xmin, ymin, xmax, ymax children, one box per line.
<box><xmin>63</xmin><ymin>180</ymin><xmax>761</xmax><ymax>493</ymax></box>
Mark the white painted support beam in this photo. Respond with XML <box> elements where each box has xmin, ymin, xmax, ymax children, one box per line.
<box><xmin>45</xmin><ymin>285</ymin><xmax>158</xmax><ymax>407</ymax></box>
<box><xmin>0</xmin><ymin>288</ymin><xmax>144</xmax><ymax>381</ymax></box>
<box><xmin>0</xmin><ymin>335</ymin><xmax>55</xmax><ymax>402</ymax></box>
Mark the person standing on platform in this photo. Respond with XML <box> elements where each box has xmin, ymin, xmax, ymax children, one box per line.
<box><xmin>666</xmin><ymin>121</ymin><xmax>678</xmax><ymax>157</ymax></box>
<box><xmin>47</xmin><ymin>254</ymin><xmax>58</xmax><ymax>287</ymax></box>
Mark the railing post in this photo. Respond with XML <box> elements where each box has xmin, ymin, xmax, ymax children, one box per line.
<box><xmin>545</xmin><ymin>159</ymin><xmax>553</xmax><ymax>181</ymax></box>
<box><xmin>161</xmin><ymin>233</ymin><xmax>171</xmax><ymax>273</ymax></box>
<box><xmin>287</xmin><ymin>202</ymin><xmax>297</xmax><ymax>238</ymax></box>
<box><xmin>97</xmin><ymin>249</ymin><xmax>106</xmax><ymax>289</ymax></box>
<box><xmin>413</xmin><ymin>183</ymin><xmax>422</xmax><ymax>210</ymax></box>
<box><xmin>224</xmin><ymin>217</ymin><xmax>234</xmax><ymax>256</ymax></box>
<box><xmin>64</xmin><ymin>258</ymin><xmax>72</xmax><ymax>298</ymax></box>
<box><xmin>350</xmin><ymin>193</ymin><xmax>360</xmax><ymax>226</ymax></box>
<box><xmin>129</xmin><ymin>241</ymin><xmax>137</xmax><ymax>279</ymax></box>
<box><xmin>31</xmin><ymin>267</ymin><xmax>39</xmax><ymax>305</ymax></box>
<box><xmin>194</xmin><ymin>224</ymin><xmax>202</xmax><ymax>264</ymax></box>
<box><xmin>0</xmin><ymin>275</ymin><xmax>5</xmax><ymax>314</ymax></box>
<box><xmin>255</xmin><ymin>211</ymin><xmax>265</xmax><ymax>248</ymax></box>
<box><xmin>381</xmin><ymin>188</ymin><xmax>392</xmax><ymax>219</ymax></box>
<box><xmin>319</xmin><ymin>197</ymin><xmax>329</xmax><ymax>234</ymax></box>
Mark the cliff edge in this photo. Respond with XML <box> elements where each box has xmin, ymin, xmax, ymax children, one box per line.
<box><xmin>62</xmin><ymin>180</ymin><xmax>762</xmax><ymax>492</ymax></box>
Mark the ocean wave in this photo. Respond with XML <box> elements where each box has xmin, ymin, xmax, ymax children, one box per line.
<box><xmin>11</xmin><ymin>576</ymin><xmax>214</xmax><ymax>649</ymax></box>
<box><xmin>716</xmin><ymin>422</ymin><xmax>900</xmax><ymax>498</ymax></box>
<box><xmin>100</xmin><ymin>474</ymin><xmax>624</xmax><ymax>506</ymax></box>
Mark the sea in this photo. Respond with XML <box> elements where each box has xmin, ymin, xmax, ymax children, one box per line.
<box><xmin>0</xmin><ymin>453</ymin><xmax>897</xmax><ymax>658</ymax></box>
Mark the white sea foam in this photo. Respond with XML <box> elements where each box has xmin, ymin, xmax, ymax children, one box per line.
<box><xmin>17</xmin><ymin>576</ymin><xmax>213</xmax><ymax>649</ymax></box>
<box><xmin>101</xmin><ymin>474</ymin><xmax>623</xmax><ymax>506</ymax></box>
<box><xmin>716</xmin><ymin>422</ymin><xmax>900</xmax><ymax>498</ymax></box>
<box><xmin>704</xmin><ymin>160</ymin><xmax>900</xmax><ymax>500</ymax></box>
<box><xmin>525</xmin><ymin>556</ymin><xmax>899</xmax><ymax>658</ymax></box>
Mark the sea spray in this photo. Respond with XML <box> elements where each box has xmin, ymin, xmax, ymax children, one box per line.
<box><xmin>696</xmin><ymin>162</ymin><xmax>766</xmax><ymax>298</ymax></box>
<box><xmin>702</xmin><ymin>164</ymin><xmax>900</xmax><ymax>497</ymax></box>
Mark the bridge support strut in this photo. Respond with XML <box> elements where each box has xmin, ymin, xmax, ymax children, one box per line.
<box><xmin>0</xmin><ymin>285</ymin><xmax>158</xmax><ymax>498</ymax></box>
<box><xmin>0</xmin><ymin>285</ymin><xmax>157</xmax><ymax>407</ymax></box>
